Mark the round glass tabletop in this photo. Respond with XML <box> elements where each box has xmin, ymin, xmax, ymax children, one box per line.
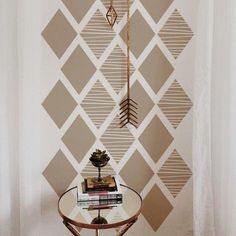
<box><xmin>58</xmin><ymin>185</ymin><xmax>142</xmax><ymax>230</ymax></box>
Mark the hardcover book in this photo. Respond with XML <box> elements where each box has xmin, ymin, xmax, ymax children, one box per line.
<box><xmin>77</xmin><ymin>177</ymin><xmax>122</xmax><ymax>202</ymax></box>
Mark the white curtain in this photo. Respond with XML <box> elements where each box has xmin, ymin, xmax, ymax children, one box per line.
<box><xmin>193</xmin><ymin>0</ymin><xmax>236</xmax><ymax>235</ymax></box>
<box><xmin>0</xmin><ymin>0</ymin><xmax>41</xmax><ymax>235</ymax></box>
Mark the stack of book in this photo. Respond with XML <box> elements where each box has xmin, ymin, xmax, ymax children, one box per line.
<box><xmin>77</xmin><ymin>175</ymin><xmax>122</xmax><ymax>208</ymax></box>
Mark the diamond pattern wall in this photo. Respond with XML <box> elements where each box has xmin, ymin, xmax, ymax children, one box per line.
<box><xmin>101</xmin><ymin>116</ymin><xmax>135</xmax><ymax>163</ymax></box>
<box><xmin>120</xmin><ymin>150</ymin><xmax>154</xmax><ymax>193</ymax></box>
<box><xmin>120</xmin><ymin>10</ymin><xmax>155</xmax><ymax>58</ymax></box>
<box><xmin>139</xmin><ymin>116</ymin><xmax>173</xmax><ymax>163</ymax></box>
<box><xmin>42</xmin><ymin>80</ymin><xmax>77</xmax><ymax>128</ymax></box>
<box><xmin>61</xmin><ymin>45</ymin><xmax>96</xmax><ymax>94</ymax></box>
<box><xmin>130</xmin><ymin>81</ymin><xmax>154</xmax><ymax>125</ymax></box>
<box><xmin>140</xmin><ymin>0</ymin><xmax>173</xmax><ymax>23</ymax></box>
<box><xmin>142</xmin><ymin>185</ymin><xmax>173</xmax><ymax>231</ymax></box>
<box><xmin>159</xmin><ymin>9</ymin><xmax>194</xmax><ymax>59</ymax></box>
<box><xmin>62</xmin><ymin>116</ymin><xmax>96</xmax><ymax>163</ymax></box>
<box><xmin>158</xmin><ymin>80</ymin><xmax>193</xmax><ymax>129</ymax></box>
<box><xmin>158</xmin><ymin>149</ymin><xmax>192</xmax><ymax>198</ymax></box>
<box><xmin>81</xmin><ymin>80</ymin><xmax>115</xmax><ymax>128</ymax></box>
<box><xmin>42</xmin><ymin>0</ymin><xmax>194</xmax><ymax>234</ymax></box>
<box><xmin>101</xmin><ymin>0</ymin><xmax>134</xmax><ymax>24</ymax></box>
<box><xmin>42</xmin><ymin>10</ymin><xmax>77</xmax><ymax>58</ymax></box>
<box><xmin>100</xmin><ymin>45</ymin><xmax>135</xmax><ymax>94</ymax></box>
<box><xmin>139</xmin><ymin>46</ymin><xmax>174</xmax><ymax>93</ymax></box>
<box><xmin>81</xmin><ymin>10</ymin><xmax>116</xmax><ymax>59</ymax></box>
<box><xmin>43</xmin><ymin>150</ymin><xmax>77</xmax><ymax>196</ymax></box>
<box><xmin>61</xmin><ymin>0</ymin><xmax>95</xmax><ymax>24</ymax></box>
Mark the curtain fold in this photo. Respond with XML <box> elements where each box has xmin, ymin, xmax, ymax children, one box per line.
<box><xmin>211</xmin><ymin>0</ymin><xmax>236</xmax><ymax>235</ymax></box>
<box><xmin>0</xmin><ymin>0</ymin><xmax>20</xmax><ymax>235</ymax></box>
<box><xmin>193</xmin><ymin>0</ymin><xmax>215</xmax><ymax>235</ymax></box>
<box><xmin>193</xmin><ymin>0</ymin><xmax>236</xmax><ymax>235</ymax></box>
<box><xmin>0</xmin><ymin>0</ymin><xmax>42</xmax><ymax>235</ymax></box>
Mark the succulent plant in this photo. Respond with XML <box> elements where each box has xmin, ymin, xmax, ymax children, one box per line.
<box><xmin>89</xmin><ymin>149</ymin><xmax>110</xmax><ymax>182</ymax></box>
<box><xmin>90</xmin><ymin>149</ymin><xmax>110</xmax><ymax>163</ymax></box>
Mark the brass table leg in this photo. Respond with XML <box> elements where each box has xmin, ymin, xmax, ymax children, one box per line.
<box><xmin>64</xmin><ymin>217</ymin><xmax>138</xmax><ymax>236</ymax></box>
<box><xmin>116</xmin><ymin>217</ymin><xmax>138</xmax><ymax>236</ymax></box>
<box><xmin>63</xmin><ymin>220</ymin><xmax>81</xmax><ymax>236</ymax></box>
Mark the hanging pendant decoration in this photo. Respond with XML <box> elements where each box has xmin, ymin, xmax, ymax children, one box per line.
<box><xmin>106</xmin><ymin>0</ymin><xmax>118</xmax><ymax>28</ymax></box>
<box><xmin>120</xmin><ymin>0</ymin><xmax>138</xmax><ymax>128</ymax></box>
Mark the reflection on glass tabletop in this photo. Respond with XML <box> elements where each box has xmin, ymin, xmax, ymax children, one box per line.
<box><xmin>58</xmin><ymin>185</ymin><xmax>142</xmax><ymax>229</ymax></box>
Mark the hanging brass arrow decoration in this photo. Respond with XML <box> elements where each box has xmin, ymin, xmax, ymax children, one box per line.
<box><xmin>119</xmin><ymin>0</ymin><xmax>138</xmax><ymax>128</ymax></box>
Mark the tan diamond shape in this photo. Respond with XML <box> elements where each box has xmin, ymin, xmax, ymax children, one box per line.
<box><xmin>43</xmin><ymin>150</ymin><xmax>77</xmax><ymax>196</ymax></box>
<box><xmin>42</xmin><ymin>10</ymin><xmax>77</xmax><ymax>58</ymax></box>
<box><xmin>100</xmin><ymin>45</ymin><xmax>135</xmax><ymax>94</ymax></box>
<box><xmin>61</xmin><ymin>0</ymin><xmax>95</xmax><ymax>24</ymax></box>
<box><xmin>139</xmin><ymin>116</ymin><xmax>173</xmax><ymax>163</ymax></box>
<box><xmin>159</xmin><ymin>9</ymin><xmax>194</xmax><ymax>59</ymax></box>
<box><xmin>140</xmin><ymin>0</ymin><xmax>173</xmax><ymax>23</ymax></box>
<box><xmin>142</xmin><ymin>185</ymin><xmax>173</xmax><ymax>231</ymax></box>
<box><xmin>130</xmin><ymin>81</ymin><xmax>154</xmax><ymax>126</ymax></box>
<box><xmin>120</xmin><ymin>150</ymin><xmax>154</xmax><ymax>193</ymax></box>
<box><xmin>81</xmin><ymin>10</ymin><xmax>116</xmax><ymax>59</ymax></box>
<box><xmin>120</xmin><ymin>10</ymin><xmax>155</xmax><ymax>58</ymax></box>
<box><xmin>158</xmin><ymin>149</ymin><xmax>192</xmax><ymax>198</ymax></box>
<box><xmin>42</xmin><ymin>81</ymin><xmax>77</xmax><ymax>128</ymax></box>
<box><xmin>101</xmin><ymin>116</ymin><xmax>135</xmax><ymax>163</ymax></box>
<box><xmin>62</xmin><ymin>45</ymin><xmax>96</xmax><ymax>94</ymax></box>
<box><xmin>101</xmin><ymin>0</ymin><xmax>134</xmax><ymax>24</ymax></box>
<box><xmin>81</xmin><ymin>81</ymin><xmax>115</xmax><ymax>129</ymax></box>
<box><xmin>62</xmin><ymin>116</ymin><xmax>96</xmax><ymax>163</ymax></box>
<box><xmin>158</xmin><ymin>80</ymin><xmax>193</xmax><ymax>129</ymax></box>
<box><xmin>139</xmin><ymin>46</ymin><xmax>174</xmax><ymax>94</ymax></box>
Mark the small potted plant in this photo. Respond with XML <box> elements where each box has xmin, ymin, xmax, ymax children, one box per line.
<box><xmin>89</xmin><ymin>149</ymin><xmax>110</xmax><ymax>182</ymax></box>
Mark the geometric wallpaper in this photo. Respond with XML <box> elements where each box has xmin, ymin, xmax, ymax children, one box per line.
<box><xmin>41</xmin><ymin>0</ymin><xmax>194</xmax><ymax>235</ymax></box>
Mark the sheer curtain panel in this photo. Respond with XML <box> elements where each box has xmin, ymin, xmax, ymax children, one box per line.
<box><xmin>0</xmin><ymin>0</ymin><xmax>42</xmax><ymax>235</ymax></box>
<box><xmin>193</xmin><ymin>0</ymin><xmax>236</xmax><ymax>235</ymax></box>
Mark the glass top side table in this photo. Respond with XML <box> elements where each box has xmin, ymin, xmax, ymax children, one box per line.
<box><xmin>58</xmin><ymin>184</ymin><xmax>142</xmax><ymax>236</ymax></box>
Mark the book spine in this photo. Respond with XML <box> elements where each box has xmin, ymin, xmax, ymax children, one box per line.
<box><xmin>77</xmin><ymin>193</ymin><xmax>122</xmax><ymax>202</ymax></box>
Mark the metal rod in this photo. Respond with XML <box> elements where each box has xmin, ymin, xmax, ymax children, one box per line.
<box><xmin>119</xmin><ymin>0</ymin><xmax>138</xmax><ymax>128</ymax></box>
<box><xmin>127</xmin><ymin>0</ymin><xmax>130</xmax><ymax>99</ymax></box>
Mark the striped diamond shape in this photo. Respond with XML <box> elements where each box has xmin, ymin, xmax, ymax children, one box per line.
<box><xmin>101</xmin><ymin>116</ymin><xmax>135</xmax><ymax>163</ymax></box>
<box><xmin>159</xmin><ymin>9</ymin><xmax>193</xmax><ymax>59</ymax></box>
<box><xmin>158</xmin><ymin>80</ymin><xmax>192</xmax><ymax>129</ymax></box>
<box><xmin>100</xmin><ymin>45</ymin><xmax>135</xmax><ymax>94</ymax></box>
<box><xmin>81</xmin><ymin>81</ymin><xmax>115</xmax><ymax>129</ymax></box>
<box><xmin>158</xmin><ymin>150</ymin><xmax>192</xmax><ymax>197</ymax></box>
<box><xmin>81</xmin><ymin>10</ymin><xmax>115</xmax><ymax>59</ymax></box>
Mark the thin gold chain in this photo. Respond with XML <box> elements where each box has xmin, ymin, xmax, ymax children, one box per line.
<box><xmin>127</xmin><ymin>0</ymin><xmax>130</xmax><ymax>98</ymax></box>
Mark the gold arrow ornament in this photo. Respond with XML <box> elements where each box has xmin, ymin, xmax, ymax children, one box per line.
<box><xmin>119</xmin><ymin>0</ymin><xmax>138</xmax><ymax>128</ymax></box>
